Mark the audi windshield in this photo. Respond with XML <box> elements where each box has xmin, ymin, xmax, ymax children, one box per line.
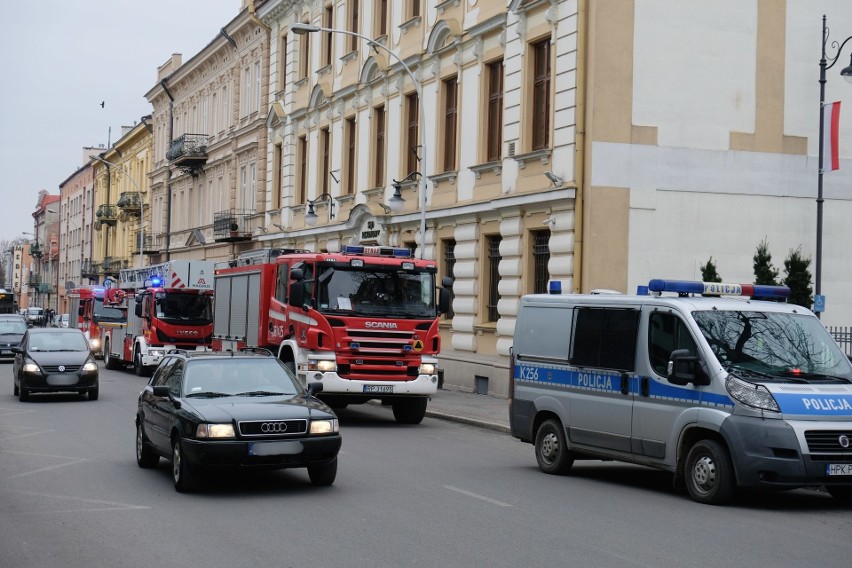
<box><xmin>315</xmin><ymin>264</ymin><xmax>437</xmax><ymax>318</ymax></box>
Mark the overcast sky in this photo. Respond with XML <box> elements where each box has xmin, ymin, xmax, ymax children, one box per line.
<box><xmin>0</xmin><ymin>0</ymin><xmax>241</xmax><ymax>243</ymax></box>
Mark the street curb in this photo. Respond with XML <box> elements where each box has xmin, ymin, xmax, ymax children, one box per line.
<box><xmin>425</xmin><ymin>409</ymin><xmax>511</xmax><ymax>433</ymax></box>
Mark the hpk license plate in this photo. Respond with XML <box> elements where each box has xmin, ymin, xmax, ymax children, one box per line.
<box><xmin>826</xmin><ymin>464</ymin><xmax>852</xmax><ymax>476</ymax></box>
<box><xmin>363</xmin><ymin>384</ymin><xmax>394</xmax><ymax>394</ymax></box>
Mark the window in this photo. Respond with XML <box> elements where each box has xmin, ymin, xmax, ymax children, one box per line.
<box><xmin>443</xmin><ymin>76</ymin><xmax>458</xmax><ymax>171</ymax></box>
<box><xmin>254</xmin><ymin>61</ymin><xmax>262</xmax><ymax>113</ymax></box>
<box><xmin>345</xmin><ymin>117</ymin><xmax>356</xmax><ymax>195</ymax></box>
<box><xmin>375</xmin><ymin>0</ymin><xmax>388</xmax><ymax>37</ymax></box>
<box><xmin>532</xmin><ymin>230</ymin><xmax>550</xmax><ymax>294</ymax></box>
<box><xmin>649</xmin><ymin>312</ymin><xmax>698</xmax><ymax>377</ymax></box>
<box><xmin>272</xmin><ymin>142</ymin><xmax>283</xmax><ymax>208</ymax></box>
<box><xmin>243</xmin><ymin>67</ymin><xmax>251</xmax><ymax>116</ymax></box>
<box><xmin>298</xmin><ymin>135</ymin><xmax>308</xmax><ymax>203</ymax></box>
<box><xmin>300</xmin><ymin>23</ymin><xmax>311</xmax><ymax>78</ymax></box>
<box><xmin>349</xmin><ymin>0</ymin><xmax>359</xmax><ymax>52</ymax></box>
<box><xmin>571</xmin><ymin>308</ymin><xmax>640</xmax><ymax>371</ymax></box>
<box><xmin>405</xmin><ymin>93</ymin><xmax>419</xmax><ymax>176</ymax></box>
<box><xmin>211</xmin><ymin>92</ymin><xmax>218</xmax><ymax>133</ymax></box>
<box><xmin>532</xmin><ymin>38</ymin><xmax>552</xmax><ymax>150</ymax></box>
<box><xmin>201</xmin><ymin>97</ymin><xmax>208</xmax><ymax>135</ymax></box>
<box><xmin>323</xmin><ymin>5</ymin><xmax>334</xmax><ymax>67</ymax></box>
<box><xmin>239</xmin><ymin>166</ymin><xmax>248</xmax><ymax>212</ymax></box>
<box><xmin>279</xmin><ymin>33</ymin><xmax>288</xmax><ymax>92</ymax></box>
<box><xmin>443</xmin><ymin>239</ymin><xmax>456</xmax><ymax>319</ymax></box>
<box><xmin>409</xmin><ymin>0</ymin><xmax>421</xmax><ymax>19</ymax></box>
<box><xmin>487</xmin><ymin>59</ymin><xmax>503</xmax><ymax>162</ymax></box>
<box><xmin>486</xmin><ymin>236</ymin><xmax>501</xmax><ymax>322</ymax></box>
<box><xmin>275</xmin><ymin>264</ymin><xmax>290</xmax><ymax>303</ymax></box>
<box><xmin>374</xmin><ymin>105</ymin><xmax>386</xmax><ymax>187</ymax></box>
<box><xmin>249</xmin><ymin>163</ymin><xmax>257</xmax><ymax>213</ymax></box>
<box><xmin>222</xmin><ymin>85</ymin><xmax>230</xmax><ymax>130</ymax></box>
<box><xmin>320</xmin><ymin>127</ymin><xmax>330</xmax><ymax>197</ymax></box>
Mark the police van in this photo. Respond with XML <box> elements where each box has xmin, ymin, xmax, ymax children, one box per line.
<box><xmin>509</xmin><ymin>279</ymin><xmax>852</xmax><ymax>505</ymax></box>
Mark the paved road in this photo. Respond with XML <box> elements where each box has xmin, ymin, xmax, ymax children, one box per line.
<box><xmin>1</xmin><ymin>364</ymin><xmax>850</xmax><ymax>568</ymax></box>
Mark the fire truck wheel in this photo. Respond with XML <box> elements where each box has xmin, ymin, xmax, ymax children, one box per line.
<box><xmin>134</xmin><ymin>352</ymin><xmax>147</xmax><ymax>377</ymax></box>
<box><xmin>392</xmin><ymin>397</ymin><xmax>428</xmax><ymax>424</ymax></box>
<box><xmin>104</xmin><ymin>340</ymin><xmax>120</xmax><ymax>370</ymax></box>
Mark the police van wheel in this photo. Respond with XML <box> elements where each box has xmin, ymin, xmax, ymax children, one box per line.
<box><xmin>535</xmin><ymin>419</ymin><xmax>573</xmax><ymax>475</ymax></box>
<box><xmin>684</xmin><ymin>439</ymin><xmax>735</xmax><ymax>505</ymax></box>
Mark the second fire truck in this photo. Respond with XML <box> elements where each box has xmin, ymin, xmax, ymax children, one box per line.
<box><xmin>68</xmin><ymin>285</ymin><xmax>125</xmax><ymax>357</ymax></box>
<box><xmin>101</xmin><ymin>260</ymin><xmax>216</xmax><ymax>375</ymax></box>
<box><xmin>213</xmin><ymin>246</ymin><xmax>452</xmax><ymax>424</ymax></box>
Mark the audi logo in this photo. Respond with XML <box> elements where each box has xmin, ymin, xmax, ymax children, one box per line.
<box><xmin>840</xmin><ymin>435</ymin><xmax>850</xmax><ymax>449</ymax></box>
<box><xmin>260</xmin><ymin>422</ymin><xmax>289</xmax><ymax>433</ymax></box>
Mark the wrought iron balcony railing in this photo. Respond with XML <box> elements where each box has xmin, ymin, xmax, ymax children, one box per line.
<box><xmin>213</xmin><ymin>210</ymin><xmax>255</xmax><ymax>243</ymax></box>
<box><xmin>96</xmin><ymin>204</ymin><xmax>118</xmax><ymax>226</ymax></box>
<box><xmin>81</xmin><ymin>260</ymin><xmax>99</xmax><ymax>279</ymax></box>
<box><xmin>117</xmin><ymin>191</ymin><xmax>141</xmax><ymax>212</ymax></box>
<box><xmin>167</xmin><ymin>134</ymin><xmax>208</xmax><ymax>175</ymax></box>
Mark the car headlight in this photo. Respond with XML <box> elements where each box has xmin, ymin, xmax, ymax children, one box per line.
<box><xmin>23</xmin><ymin>362</ymin><xmax>40</xmax><ymax>373</ymax></box>
<box><xmin>196</xmin><ymin>423</ymin><xmax>236</xmax><ymax>438</ymax></box>
<box><xmin>310</xmin><ymin>418</ymin><xmax>339</xmax><ymax>435</ymax></box>
<box><xmin>725</xmin><ymin>375</ymin><xmax>780</xmax><ymax>412</ymax></box>
<box><xmin>307</xmin><ymin>359</ymin><xmax>337</xmax><ymax>372</ymax></box>
<box><xmin>89</xmin><ymin>337</ymin><xmax>101</xmax><ymax>350</ymax></box>
<box><xmin>419</xmin><ymin>362</ymin><xmax>436</xmax><ymax>375</ymax></box>
<box><xmin>82</xmin><ymin>360</ymin><xmax>98</xmax><ymax>372</ymax></box>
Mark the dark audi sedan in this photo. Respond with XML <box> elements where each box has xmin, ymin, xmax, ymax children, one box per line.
<box><xmin>12</xmin><ymin>328</ymin><xmax>100</xmax><ymax>401</ymax></box>
<box><xmin>136</xmin><ymin>350</ymin><xmax>341</xmax><ymax>492</ymax></box>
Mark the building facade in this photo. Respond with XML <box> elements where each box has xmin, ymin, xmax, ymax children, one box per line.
<box><xmin>28</xmin><ymin>190</ymin><xmax>60</xmax><ymax>312</ymax></box>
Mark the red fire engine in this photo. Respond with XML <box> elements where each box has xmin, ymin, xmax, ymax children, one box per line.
<box><xmin>213</xmin><ymin>246</ymin><xmax>452</xmax><ymax>424</ymax></box>
<box><xmin>101</xmin><ymin>260</ymin><xmax>216</xmax><ymax>375</ymax></box>
<box><xmin>68</xmin><ymin>285</ymin><xmax>126</xmax><ymax>357</ymax></box>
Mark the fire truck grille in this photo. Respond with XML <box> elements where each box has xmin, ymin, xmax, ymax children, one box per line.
<box><xmin>337</xmin><ymin>362</ymin><xmax>419</xmax><ymax>381</ymax></box>
<box><xmin>344</xmin><ymin>328</ymin><xmax>418</xmax><ymax>353</ymax></box>
<box><xmin>155</xmin><ymin>329</ymin><xmax>213</xmax><ymax>345</ymax></box>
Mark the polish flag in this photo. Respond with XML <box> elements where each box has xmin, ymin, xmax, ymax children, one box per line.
<box><xmin>823</xmin><ymin>101</ymin><xmax>841</xmax><ymax>172</ymax></box>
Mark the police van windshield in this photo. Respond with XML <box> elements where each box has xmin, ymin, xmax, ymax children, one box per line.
<box><xmin>155</xmin><ymin>292</ymin><xmax>213</xmax><ymax>325</ymax></box>
<box><xmin>93</xmin><ymin>298</ymin><xmax>126</xmax><ymax>323</ymax></box>
<box><xmin>693</xmin><ymin>310</ymin><xmax>852</xmax><ymax>382</ymax></box>
<box><xmin>315</xmin><ymin>265</ymin><xmax>436</xmax><ymax>318</ymax></box>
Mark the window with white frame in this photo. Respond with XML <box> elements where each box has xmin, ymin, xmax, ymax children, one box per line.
<box><xmin>254</xmin><ymin>61</ymin><xmax>261</xmax><ymax>113</ymax></box>
<box><xmin>243</xmin><ymin>67</ymin><xmax>251</xmax><ymax>117</ymax></box>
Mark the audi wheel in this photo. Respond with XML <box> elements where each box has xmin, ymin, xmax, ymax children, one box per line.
<box><xmin>172</xmin><ymin>437</ymin><xmax>198</xmax><ymax>493</ymax></box>
<box><xmin>308</xmin><ymin>457</ymin><xmax>337</xmax><ymax>487</ymax></box>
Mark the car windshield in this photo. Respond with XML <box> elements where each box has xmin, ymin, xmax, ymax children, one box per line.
<box><xmin>27</xmin><ymin>332</ymin><xmax>89</xmax><ymax>352</ymax></box>
<box><xmin>692</xmin><ymin>310</ymin><xmax>852</xmax><ymax>382</ymax></box>
<box><xmin>183</xmin><ymin>358</ymin><xmax>300</xmax><ymax>397</ymax></box>
<box><xmin>0</xmin><ymin>321</ymin><xmax>27</xmax><ymax>334</ymax></box>
<box><xmin>155</xmin><ymin>292</ymin><xmax>213</xmax><ymax>325</ymax></box>
<box><xmin>314</xmin><ymin>264</ymin><xmax>437</xmax><ymax>318</ymax></box>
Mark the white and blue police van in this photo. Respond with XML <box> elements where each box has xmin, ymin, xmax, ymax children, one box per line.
<box><xmin>509</xmin><ymin>279</ymin><xmax>852</xmax><ymax>505</ymax></box>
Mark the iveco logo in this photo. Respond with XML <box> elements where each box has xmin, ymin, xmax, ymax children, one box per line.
<box><xmin>261</xmin><ymin>422</ymin><xmax>288</xmax><ymax>433</ymax></box>
<box><xmin>365</xmin><ymin>321</ymin><xmax>398</xmax><ymax>329</ymax></box>
<box><xmin>176</xmin><ymin>330</ymin><xmax>199</xmax><ymax>335</ymax></box>
<box><xmin>840</xmin><ymin>435</ymin><xmax>850</xmax><ymax>449</ymax></box>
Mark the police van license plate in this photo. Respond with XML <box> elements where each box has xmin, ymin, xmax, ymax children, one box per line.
<box><xmin>826</xmin><ymin>464</ymin><xmax>852</xmax><ymax>476</ymax></box>
<box><xmin>363</xmin><ymin>384</ymin><xmax>394</xmax><ymax>394</ymax></box>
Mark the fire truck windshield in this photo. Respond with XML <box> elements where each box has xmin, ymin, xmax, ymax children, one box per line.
<box><xmin>93</xmin><ymin>298</ymin><xmax>126</xmax><ymax>323</ymax></box>
<box><xmin>154</xmin><ymin>292</ymin><xmax>213</xmax><ymax>324</ymax></box>
<box><xmin>316</xmin><ymin>265</ymin><xmax>436</xmax><ymax>318</ymax></box>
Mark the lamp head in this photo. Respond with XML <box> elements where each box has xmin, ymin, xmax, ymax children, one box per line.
<box><xmin>291</xmin><ymin>22</ymin><xmax>321</xmax><ymax>35</ymax></box>
<box><xmin>841</xmin><ymin>53</ymin><xmax>852</xmax><ymax>84</ymax></box>
<box><xmin>388</xmin><ymin>183</ymin><xmax>405</xmax><ymax>212</ymax></box>
<box><xmin>305</xmin><ymin>202</ymin><xmax>318</xmax><ymax>227</ymax></box>
<box><xmin>545</xmin><ymin>171</ymin><xmax>564</xmax><ymax>187</ymax></box>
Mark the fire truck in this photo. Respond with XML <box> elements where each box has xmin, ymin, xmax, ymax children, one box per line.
<box><xmin>68</xmin><ymin>285</ymin><xmax>126</xmax><ymax>357</ymax></box>
<box><xmin>213</xmin><ymin>246</ymin><xmax>452</xmax><ymax>424</ymax></box>
<box><xmin>101</xmin><ymin>260</ymin><xmax>216</xmax><ymax>375</ymax></box>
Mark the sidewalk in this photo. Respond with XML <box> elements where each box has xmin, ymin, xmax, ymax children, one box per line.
<box><xmin>424</xmin><ymin>387</ymin><xmax>511</xmax><ymax>432</ymax></box>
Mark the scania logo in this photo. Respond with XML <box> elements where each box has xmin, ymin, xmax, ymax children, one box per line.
<box><xmin>840</xmin><ymin>435</ymin><xmax>850</xmax><ymax>449</ymax></box>
<box><xmin>261</xmin><ymin>422</ymin><xmax>288</xmax><ymax>433</ymax></box>
<box><xmin>176</xmin><ymin>330</ymin><xmax>199</xmax><ymax>335</ymax></box>
<box><xmin>365</xmin><ymin>322</ymin><xmax>398</xmax><ymax>329</ymax></box>
<box><xmin>58</xmin><ymin>365</ymin><xmax>66</xmax><ymax>372</ymax></box>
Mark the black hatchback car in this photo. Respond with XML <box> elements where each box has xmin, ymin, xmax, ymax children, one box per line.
<box><xmin>136</xmin><ymin>350</ymin><xmax>342</xmax><ymax>492</ymax></box>
<box><xmin>0</xmin><ymin>317</ymin><xmax>27</xmax><ymax>362</ymax></box>
<box><xmin>12</xmin><ymin>328</ymin><xmax>100</xmax><ymax>401</ymax></box>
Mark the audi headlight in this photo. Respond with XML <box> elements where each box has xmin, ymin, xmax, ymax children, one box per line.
<box><xmin>196</xmin><ymin>423</ymin><xmax>236</xmax><ymax>438</ymax></box>
<box><xmin>23</xmin><ymin>362</ymin><xmax>40</xmax><ymax>373</ymax></box>
<box><xmin>310</xmin><ymin>418</ymin><xmax>339</xmax><ymax>435</ymax></box>
<box><xmin>307</xmin><ymin>359</ymin><xmax>337</xmax><ymax>372</ymax></box>
<box><xmin>725</xmin><ymin>375</ymin><xmax>780</xmax><ymax>412</ymax></box>
<box><xmin>82</xmin><ymin>360</ymin><xmax>98</xmax><ymax>372</ymax></box>
<box><xmin>419</xmin><ymin>363</ymin><xmax>437</xmax><ymax>376</ymax></box>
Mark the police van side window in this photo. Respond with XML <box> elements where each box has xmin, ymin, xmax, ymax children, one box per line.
<box><xmin>570</xmin><ymin>307</ymin><xmax>639</xmax><ymax>371</ymax></box>
<box><xmin>648</xmin><ymin>312</ymin><xmax>698</xmax><ymax>376</ymax></box>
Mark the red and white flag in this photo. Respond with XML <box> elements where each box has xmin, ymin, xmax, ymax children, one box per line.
<box><xmin>823</xmin><ymin>101</ymin><xmax>841</xmax><ymax>172</ymax></box>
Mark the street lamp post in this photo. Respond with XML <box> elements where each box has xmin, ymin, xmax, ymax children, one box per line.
<box><xmin>290</xmin><ymin>22</ymin><xmax>429</xmax><ymax>259</ymax></box>
<box><xmin>91</xmin><ymin>155</ymin><xmax>145</xmax><ymax>268</ymax></box>
<box><xmin>817</xmin><ymin>15</ymin><xmax>852</xmax><ymax>317</ymax></box>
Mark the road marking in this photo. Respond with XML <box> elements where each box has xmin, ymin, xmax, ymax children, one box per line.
<box><xmin>13</xmin><ymin>491</ymin><xmax>150</xmax><ymax>513</ymax></box>
<box><xmin>0</xmin><ymin>426</ymin><xmax>54</xmax><ymax>441</ymax></box>
<box><xmin>5</xmin><ymin>450</ymin><xmax>88</xmax><ymax>479</ymax></box>
<box><xmin>443</xmin><ymin>485</ymin><xmax>512</xmax><ymax>507</ymax></box>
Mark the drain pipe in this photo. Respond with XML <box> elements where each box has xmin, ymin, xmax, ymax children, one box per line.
<box><xmin>160</xmin><ymin>79</ymin><xmax>174</xmax><ymax>261</ymax></box>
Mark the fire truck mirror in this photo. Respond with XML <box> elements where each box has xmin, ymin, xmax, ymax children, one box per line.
<box><xmin>289</xmin><ymin>282</ymin><xmax>305</xmax><ymax>308</ymax></box>
<box><xmin>135</xmin><ymin>302</ymin><xmax>143</xmax><ymax>318</ymax></box>
<box><xmin>438</xmin><ymin>287</ymin><xmax>452</xmax><ymax>315</ymax></box>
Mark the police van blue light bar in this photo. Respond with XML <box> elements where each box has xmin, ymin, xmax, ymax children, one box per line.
<box><xmin>341</xmin><ymin>244</ymin><xmax>413</xmax><ymax>258</ymax></box>
<box><xmin>647</xmin><ymin>279</ymin><xmax>790</xmax><ymax>298</ymax></box>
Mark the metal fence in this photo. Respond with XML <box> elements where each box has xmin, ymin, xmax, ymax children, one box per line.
<box><xmin>828</xmin><ymin>326</ymin><xmax>852</xmax><ymax>356</ymax></box>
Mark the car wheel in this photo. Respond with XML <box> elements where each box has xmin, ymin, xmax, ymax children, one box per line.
<box><xmin>13</xmin><ymin>380</ymin><xmax>19</xmax><ymax>396</ymax></box>
<box><xmin>392</xmin><ymin>397</ymin><xmax>427</xmax><ymax>424</ymax></box>
<box><xmin>308</xmin><ymin>457</ymin><xmax>338</xmax><ymax>487</ymax></box>
<box><xmin>88</xmin><ymin>385</ymin><xmax>99</xmax><ymax>401</ymax></box>
<box><xmin>684</xmin><ymin>439</ymin><xmax>735</xmax><ymax>505</ymax></box>
<box><xmin>136</xmin><ymin>422</ymin><xmax>159</xmax><ymax>469</ymax></box>
<box><xmin>172</xmin><ymin>437</ymin><xmax>197</xmax><ymax>493</ymax></box>
<box><xmin>17</xmin><ymin>377</ymin><xmax>29</xmax><ymax>402</ymax></box>
<box><xmin>826</xmin><ymin>485</ymin><xmax>852</xmax><ymax>503</ymax></box>
<box><xmin>104</xmin><ymin>340</ymin><xmax>119</xmax><ymax>370</ymax></box>
<box><xmin>535</xmin><ymin>418</ymin><xmax>574</xmax><ymax>475</ymax></box>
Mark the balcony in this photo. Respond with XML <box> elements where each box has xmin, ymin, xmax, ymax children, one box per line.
<box><xmin>167</xmin><ymin>134</ymin><xmax>208</xmax><ymax>175</ymax></box>
<box><xmin>117</xmin><ymin>191</ymin><xmax>141</xmax><ymax>213</ymax></box>
<box><xmin>81</xmin><ymin>260</ymin><xmax>99</xmax><ymax>279</ymax></box>
<box><xmin>213</xmin><ymin>210</ymin><xmax>255</xmax><ymax>243</ymax></box>
<box><xmin>37</xmin><ymin>283</ymin><xmax>55</xmax><ymax>294</ymax></box>
<box><xmin>101</xmin><ymin>256</ymin><xmax>127</xmax><ymax>275</ymax></box>
<box><xmin>131</xmin><ymin>232</ymin><xmax>160</xmax><ymax>255</ymax></box>
<box><xmin>96</xmin><ymin>204</ymin><xmax>118</xmax><ymax>227</ymax></box>
<box><xmin>29</xmin><ymin>243</ymin><xmax>43</xmax><ymax>259</ymax></box>
<box><xmin>27</xmin><ymin>275</ymin><xmax>40</xmax><ymax>287</ymax></box>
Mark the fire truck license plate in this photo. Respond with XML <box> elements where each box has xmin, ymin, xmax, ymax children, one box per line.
<box><xmin>826</xmin><ymin>464</ymin><xmax>852</xmax><ymax>476</ymax></box>
<box><xmin>363</xmin><ymin>384</ymin><xmax>394</xmax><ymax>394</ymax></box>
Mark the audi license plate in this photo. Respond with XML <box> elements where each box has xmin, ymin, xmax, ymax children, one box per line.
<box><xmin>826</xmin><ymin>464</ymin><xmax>852</xmax><ymax>476</ymax></box>
<box><xmin>363</xmin><ymin>384</ymin><xmax>394</xmax><ymax>394</ymax></box>
<box><xmin>248</xmin><ymin>441</ymin><xmax>303</xmax><ymax>456</ymax></box>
